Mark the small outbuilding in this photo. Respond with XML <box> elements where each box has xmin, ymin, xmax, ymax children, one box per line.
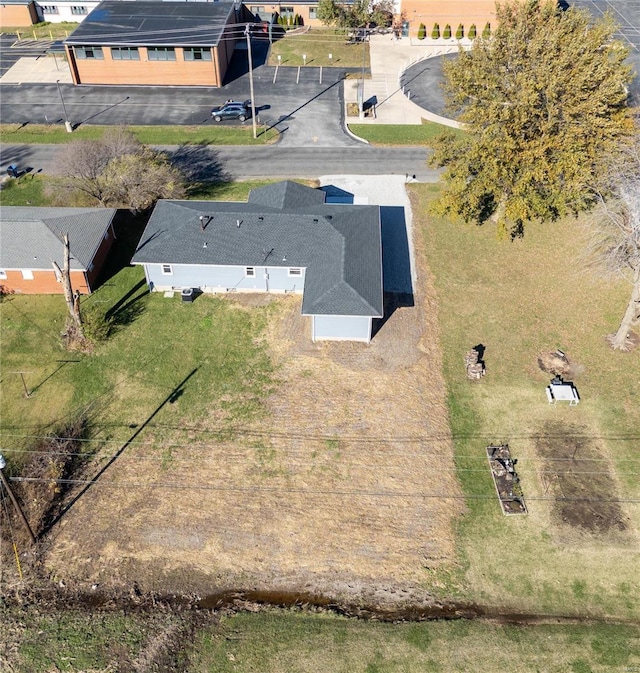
<box><xmin>131</xmin><ymin>181</ymin><xmax>384</xmax><ymax>343</ymax></box>
<box><xmin>0</xmin><ymin>206</ymin><xmax>117</xmax><ymax>295</ymax></box>
<box><xmin>64</xmin><ymin>0</ymin><xmax>247</xmax><ymax>86</ymax></box>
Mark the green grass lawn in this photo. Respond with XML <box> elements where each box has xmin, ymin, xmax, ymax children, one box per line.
<box><xmin>0</xmin><ymin>264</ymin><xmax>275</xmax><ymax>471</ymax></box>
<box><xmin>2</xmin><ymin>21</ymin><xmax>80</xmax><ymax>39</ymax></box>
<box><xmin>0</xmin><ymin>176</ymin><xmax>307</xmax><ymax>206</ymax></box>
<box><xmin>268</xmin><ymin>29</ymin><xmax>369</xmax><ymax>68</ymax></box>
<box><xmin>8</xmin><ymin>606</ymin><xmax>640</xmax><ymax>672</ymax></box>
<box><xmin>348</xmin><ymin>122</ymin><xmax>463</xmax><ymax>146</ymax></box>
<box><xmin>0</xmin><ymin>174</ymin><xmax>47</xmax><ymax>205</ymax></box>
<box><xmin>413</xmin><ymin>184</ymin><xmax>640</xmax><ymax>620</ymax></box>
<box><xmin>0</xmin><ymin>123</ymin><xmax>278</xmax><ymax>145</ymax></box>
<box><xmin>185</xmin><ymin>611</ymin><xmax>640</xmax><ymax>673</ymax></box>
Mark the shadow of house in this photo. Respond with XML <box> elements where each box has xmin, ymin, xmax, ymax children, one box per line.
<box><xmin>319</xmin><ymin>184</ymin><xmax>355</xmax><ymax>204</ymax></box>
<box><xmin>372</xmin><ymin>205</ymin><xmax>414</xmax><ymax>337</ymax></box>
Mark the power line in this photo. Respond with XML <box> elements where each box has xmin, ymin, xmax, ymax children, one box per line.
<box><xmin>8</xmin><ymin>475</ymin><xmax>640</xmax><ymax>503</ymax></box>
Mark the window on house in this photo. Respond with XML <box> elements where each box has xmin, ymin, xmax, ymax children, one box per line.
<box><xmin>249</xmin><ymin>5</ymin><xmax>264</xmax><ymax>14</ymax></box>
<box><xmin>111</xmin><ymin>47</ymin><xmax>140</xmax><ymax>60</ymax></box>
<box><xmin>21</xmin><ymin>270</ymin><xmax>34</xmax><ymax>280</ymax></box>
<box><xmin>162</xmin><ymin>264</ymin><xmax>173</xmax><ymax>275</ymax></box>
<box><xmin>183</xmin><ymin>47</ymin><xmax>212</xmax><ymax>62</ymax></box>
<box><xmin>0</xmin><ymin>270</ymin><xmax>7</xmax><ymax>279</ymax></box>
<box><xmin>309</xmin><ymin>6</ymin><xmax>317</xmax><ymax>19</ymax></box>
<box><xmin>280</xmin><ymin>5</ymin><xmax>294</xmax><ymax>17</ymax></box>
<box><xmin>245</xmin><ymin>267</ymin><xmax>255</xmax><ymax>277</ymax></box>
<box><xmin>288</xmin><ymin>267</ymin><xmax>302</xmax><ymax>277</ymax></box>
<box><xmin>147</xmin><ymin>47</ymin><xmax>176</xmax><ymax>61</ymax></box>
<box><xmin>41</xmin><ymin>5</ymin><xmax>59</xmax><ymax>14</ymax></box>
<box><xmin>74</xmin><ymin>46</ymin><xmax>104</xmax><ymax>60</ymax></box>
<box><xmin>71</xmin><ymin>5</ymin><xmax>88</xmax><ymax>14</ymax></box>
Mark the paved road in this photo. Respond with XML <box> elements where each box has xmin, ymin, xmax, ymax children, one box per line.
<box><xmin>0</xmin><ymin>143</ymin><xmax>439</xmax><ymax>181</ymax></box>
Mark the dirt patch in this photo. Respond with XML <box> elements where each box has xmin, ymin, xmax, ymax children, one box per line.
<box><xmin>38</xmin><ymin>222</ymin><xmax>461</xmax><ymax>608</ymax></box>
<box><xmin>535</xmin><ymin>421</ymin><xmax>631</xmax><ymax>540</ymax></box>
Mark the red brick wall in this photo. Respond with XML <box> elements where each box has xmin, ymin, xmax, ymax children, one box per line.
<box><xmin>1</xmin><ymin>270</ymin><xmax>89</xmax><ymax>295</ymax></box>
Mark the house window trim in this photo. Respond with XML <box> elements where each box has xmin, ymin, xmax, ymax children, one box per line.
<box><xmin>0</xmin><ymin>270</ymin><xmax>7</xmax><ymax>280</ymax></box>
<box><xmin>71</xmin><ymin>5</ymin><xmax>88</xmax><ymax>14</ymax></box>
<box><xmin>21</xmin><ymin>269</ymin><xmax>34</xmax><ymax>280</ymax></box>
<box><xmin>288</xmin><ymin>267</ymin><xmax>302</xmax><ymax>277</ymax></box>
<box><xmin>161</xmin><ymin>264</ymin><xmax>173</xmax><ymax>275</ymax></box>
<box><xmin>245</xmin><ymin>266</ymin><xmax>256</xmax><ymax>277</ymax></box>
<box><xmin>309</xmin><ymin>6</ymin><xmax>317</xmax><ymax>19</ymax></box>
<box><xmin>41</xmin><ymin>5</ymin><xmax>59</xmax><ymax>14</ymax></box>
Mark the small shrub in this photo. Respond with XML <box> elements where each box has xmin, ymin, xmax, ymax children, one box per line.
<box><xmin>443</xmin><ymin>24</ymin><xmax>451</xmax><ymax>39</ymax></box>
<box><xmin>81</xmin><ymin>303</ymin><xmax>114</xmax><ymax>343</ymax></box>
<box><xmin>431</xmin><ymin>22</ymin><xmax>440</xmax><ymax>39</ymax></box>
<box><xmin>417</xmin><ymin>23</ymin><xmax>426</xmax><ymax>40</ymax></box>
<box><xmin>482</xmin><ymin>22</ymin><xmax>491</xmax><ymax>38</ymax></box>
<box><xmin>456</xmin><ymin>23</ymin><xmax>464</xmax><ymax>39</ymax></box>
<box><xmin>468</xmin><ymin>23</ymin><xmax>477</xmax><ymax>39</ymax></box>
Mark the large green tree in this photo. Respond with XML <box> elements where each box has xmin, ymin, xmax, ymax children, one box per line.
<box><xmin>430</xmin><ymin>0</ymin><xmax>634</xmax><ymax>237</ymax></box>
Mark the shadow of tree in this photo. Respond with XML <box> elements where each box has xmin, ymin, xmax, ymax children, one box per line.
<box><xmin>169</xmin><ymin>143</ymin><xmax>233</xmax><ymax>191</ymax></box>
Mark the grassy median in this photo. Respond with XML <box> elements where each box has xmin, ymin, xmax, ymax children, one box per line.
<box><xmin>0</xmin><ymin>123</ymin><xmax>279</xmax><ymax>145</ymax></box>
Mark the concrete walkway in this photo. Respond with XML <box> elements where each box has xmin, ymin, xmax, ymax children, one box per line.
<box><xmin>343</xmin><ymin>34</ymin><xmax>463</xmax><ymax>129</ymax></box>
<box><xmin>1</xmin><ymin>56</ymin><xmax>72</xmax><ymax>83</ymax></box>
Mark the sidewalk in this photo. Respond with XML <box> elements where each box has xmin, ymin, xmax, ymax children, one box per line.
<box><xmin>343</xmin><ymin>34</ymin><xmax>462</xmax><ymax>129</ymax></box>
<box><xmin>1</xmin><ymin>54</ymin><xmax>72</xmax><ymax>84</ymax></box>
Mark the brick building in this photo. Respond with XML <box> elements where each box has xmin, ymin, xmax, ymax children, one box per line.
<box><xmin>0</xmin><ymin>206</ymin><xmax>116</xmax><ymax>295</ymax></box>
<box><xmin>64</xmin><ymin>0</ymin><xmax>248</xmax><ymax>87</ymax></box>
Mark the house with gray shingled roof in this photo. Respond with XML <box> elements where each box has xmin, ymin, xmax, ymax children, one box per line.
<box><xmin>131</xmin><ymin>181</ymin><xmax>383</xmax><ymax>342</ymax></box>
<box><xmin>0</xmin><ymin>206</ymin><xmax>117</xmax><ymax>295</ymax></box>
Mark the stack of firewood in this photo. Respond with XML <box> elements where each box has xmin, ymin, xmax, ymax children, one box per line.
<box><xmin>465</xmin><ymin>348</ymin><xmax>485</xmax><ymax>380</ymax></box>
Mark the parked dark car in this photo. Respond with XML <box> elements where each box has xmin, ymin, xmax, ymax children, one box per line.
<box><xmin>210</xmin><ymin>101</ymin><xmax>250</xmax><ymax>122</ymax></box>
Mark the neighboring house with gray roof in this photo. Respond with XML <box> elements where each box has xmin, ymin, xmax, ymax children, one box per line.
<box><xmin>131</xmin><ymin>181</ymin><xmax>383</xmax><ymax>342</ymax></box>
<box><xmin>0</xmin><ymin>206</ymin><xmax>117</xmax><ymax>295</ymax></box>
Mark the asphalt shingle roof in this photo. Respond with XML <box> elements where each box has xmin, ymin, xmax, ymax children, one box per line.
<box><xmin>64</xmin><ymin>1</ymin><xmax>235</xmax><ymax>47</ymax></box>
<box><xmin>0</xmin><ymin>206</ymin><xmax>116</xmax><ymax>271</ymax></box>
<box><xmin>131</xmin><ymin>183</ymin><xmax>383</xmax><ymax>317</ymax></box>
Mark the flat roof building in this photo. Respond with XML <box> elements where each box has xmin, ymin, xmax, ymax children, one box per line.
<box><xmin>64</xmin><ymin>0</ymin><xmax>247</xmax><ymax>86</ymax></box>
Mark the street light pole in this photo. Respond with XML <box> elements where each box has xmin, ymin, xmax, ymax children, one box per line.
<box><xmin>245</xmin><ymin>24</ymin><xmax>258</xmax><ymax>139</ymax></box>
<box><xmin>56</xmin><ymin>79</ymin><xmax>73</xmax><ymax>133</ymax></box>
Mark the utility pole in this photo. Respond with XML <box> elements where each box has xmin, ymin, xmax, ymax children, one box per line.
<box><xmin>245</xmin><ymin>24</ymin><xmax>258</xmax><ymax>139</ymax></box>
<box><xmin>0</xmin><ymin>454</ymin><xmax>37</xmax><ymax>545</ymax></box>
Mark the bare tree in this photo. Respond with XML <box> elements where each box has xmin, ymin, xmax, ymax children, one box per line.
<box><xmin>58</xmin><ymin>127</ymin><xmax>185</xmax><ymax>210</ymax></box>
<box><xmin>589</xmin><ymin>136</ymin><xmax>640</xmax><ymax>350</ymax></box>
<box><xmin>52</xmin><ymin>233</ymin><xmax>85</xmax><ymax>346</ymax></box>
<box><xmin>58</xmin><ymin>138</ymin><xmax>112</xmax><ymax>204</ymax></box>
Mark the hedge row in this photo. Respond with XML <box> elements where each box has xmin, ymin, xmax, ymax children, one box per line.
<box><xmin>417</xmin><ymin>22</ymin><xmax>491</xmax><ymax>40</ymax></box>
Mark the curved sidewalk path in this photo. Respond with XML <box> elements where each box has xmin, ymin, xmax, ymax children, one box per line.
<box><xmin>345</xmin><ymin>34</ymin><xmax>464</xmax><ymax>130</ymax></box>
